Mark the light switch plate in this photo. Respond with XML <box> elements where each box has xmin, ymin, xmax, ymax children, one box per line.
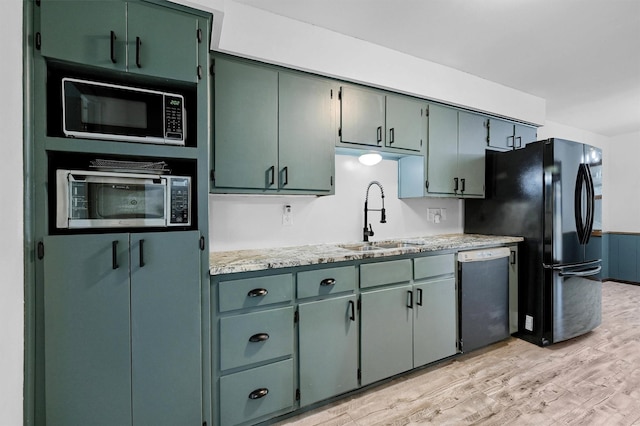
<box><xmin>282</xmin><ymin>204</ymin><xmax>293</xmax><ymax>226</ymax></box>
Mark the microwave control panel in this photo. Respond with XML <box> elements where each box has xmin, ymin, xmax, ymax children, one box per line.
<box><xmin>164</xmin><ymin>95</ymin><xmax>184</xmax><ymax>141</ymax></box>
<box><xmin>168</xmin><ymin>177</ymin><xmax>191</xmax><ymax>225</ymax></box>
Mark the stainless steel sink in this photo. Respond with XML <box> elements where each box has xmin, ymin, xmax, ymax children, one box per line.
<box><xmin>337</xmin><ymin>241</ymin><xmax>423</xmax><ymax>251</ymax></box>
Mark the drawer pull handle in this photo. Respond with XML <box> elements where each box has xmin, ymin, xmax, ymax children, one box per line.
<box><xmin>247</xmin><ymin>288</ymin><xmax>268</xmax><ymax>297</ymax></box>
<box><xmin>249</xmin><ymin>333</ymin><xmax>270</xmax><ymax>343</ymax></box>
<box><xmin>320</xmin><ymin>278</ymin><xmax>336</xmax><ymax>286</ymax></box>
<box><xmin>249</xmin><ymin>388</ymin><xmax>269</xmax><ymax>400</ymax></box>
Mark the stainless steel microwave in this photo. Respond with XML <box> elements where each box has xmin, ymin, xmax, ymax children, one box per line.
<box><xmin>62</xmin><ymin>78</ymin><xmax>186</xmax><ymax>145</ymax></box>
<box><xmin>56</xmin><ymin>169</ymin><xmax>191</xmax><ymax>229</ymax></box>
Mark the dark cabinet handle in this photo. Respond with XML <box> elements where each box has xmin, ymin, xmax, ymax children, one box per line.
<box><xmin>249</xmin><ymin>333</ymin><xmax>270</xmax><ymax>343</ymax></box>
<box><xmin>515</xmin><ymin>136</ymin><xmax>522</xmax><ymax>148</ymax></box>
<box><xmin>112</xmin><ymin>241</ymin><xmax>119</xmax><ymax>270</ymax></box>
<box><xmin>110</xmin><ymin>31</ymin><xmax>117</xmax><ymax>63</ymax></box>
<box><xmin>389</xmin><ymin>128</ymin><xmax>395</xmax><ymax>144</ymax></box>
<box><xmin>417</xmin><ymin>288</ymin><xmax>423</xmax><ymax>306</ymax></box>
<box><xmin>267</xmin><ymin>166</ymin><xmax>275</xmax><ymax>186</ymax></box>
<box><xmin>376</xmin><ymin>126</ymin><xmax>382</xmax><ymax>144</ymax></box>
<box><xmin>461</xmin><ymin>178</ymin><xmax>466</xmax><ymax>193</ymax></box>
<box><xmin>454</xmin><ymin>177</ymin><xmax>459</xmax><ymax>192</ymax></box>
<box><xmin>407</xmin><ymin>290</ymin><xmax>413</xmax><ymax>309</ymax></box>
<box><xmin>139</xmin><ymin>239</ymin><xmax>145</xmax><ymax>268</ymax></box>
<box><xmin>247</xmin><ymin>288</ymin><xmax>268</xmax><ymax>297</ymax></box>
<box><xmin>282</xmin><ymin>166</ymin><xmax>288</xmax><ymax>186</ymax></box>
<box><xmin>348</xmin><ymin>300</ymin><xmax>356</xmax><ymax>321</ymax></box>
<box><xmin>249</xmin><ymin>388</ymin><xmax>269</xmax><ymax>400</ymax></box>
<box><xmin>507</xmin><ymin>135</ymin><xmax>514</xmax><ymax>148</ymax></box>
<box><xmin>135</xmin><ymin>36</ymin><xmax>142</xmax><ymax>68</ymax></box>
<box><xmin>320</xmin><ymin>278</ymin><xmax>336</xmax><ymax>286</ymax></box>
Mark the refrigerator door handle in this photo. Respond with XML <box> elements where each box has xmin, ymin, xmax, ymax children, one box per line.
<box><xmin>543</xmin><ymin>259</ymin><xmax>602</xmax><ymax>270</ymax></box>
<box><xmin>583</xmin><ymin>164</ymin><xmax>595</xmax><ymax>244</ymax></box>
<box><xmin>574</xmin><ymin>164</ymin><xmax>591</xmax><ymax>245</ymax></box>
<box><xmin>559</xmin><ymin>265</ymin><xmax>601</xmax><ymax>277</ymax></box>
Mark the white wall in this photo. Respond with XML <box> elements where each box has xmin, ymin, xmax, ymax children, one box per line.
<box><xmin>210</xmin><ymin>155</ymin><xmax>461</xmax><ymax>251</ymax></box>
<box><xmin>213</xmin><ymin>1</ymin><xmax>545</xmax><ymax>126</ymax></box>
<box><xmin>603</xmin><ymin>131</ymin><xmax>640</xmax><ymax>233</ymax></box>
<box><xmin>0</xmin><ymin>1</ymin><xmax>24</xmax><ymax>425</ymax></box>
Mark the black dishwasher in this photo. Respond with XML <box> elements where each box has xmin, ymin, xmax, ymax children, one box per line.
<box><xmin>458</xmin><ymin>248</ymin><xmax>510</xmax><ymax>353</ymax></box>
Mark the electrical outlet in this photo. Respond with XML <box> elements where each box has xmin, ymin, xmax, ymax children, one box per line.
<box><xmin>427</xmin><ymin>208</ymin><xmax>447</xmax><ymax>223</ymax></box>
<box><xmin>282</xmin><ymin>204</ymin><xmax>293</xmax><ymax>226</ymax></box>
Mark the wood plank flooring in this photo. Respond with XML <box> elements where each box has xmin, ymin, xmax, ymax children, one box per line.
<box><xmin>275</xmin><ymin>281</ymin><xmax>640</xmax><ymax>425</ymax></box>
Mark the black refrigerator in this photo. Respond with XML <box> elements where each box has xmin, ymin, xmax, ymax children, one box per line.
<box><xmin>465</xmin><ymin>138</ymin><xmax>602</xmax><ymax>346</ymax></box>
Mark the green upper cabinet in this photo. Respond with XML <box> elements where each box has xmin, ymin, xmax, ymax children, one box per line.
<box><xmin>426</xmin><ymin>106</ymin><xmax>486</xmax><ymax>198</ymax></box>
<box><xmin>39</xmin><ymin>1</ymin><xmax>202</xmax><ymax>83</ymax></box>
<box><xmin>213</xmin><ymin>58</ymin><xmax>279</xmax><ymax>190</ymax></box>
<box><xmin>457</xmin><ymin>111</ymin><xmax>487</xmax><ymax>197</ymax></box>
<box><xmin>339</xmin><ymin>85</ymin><xmax>385</xmax><ymax>147</ymax></box>
<box><xmin>339</xmin><ymin>85</ymin><xmax>425</xmax><ymax>153</ymax></box>
<box><xmin>385</xmin><ymin>94</ymin><xmax>426</xmax><ymax>151</ymax></box>
<box><xmin>279</xmin><ymin>72</ymin><xmax>336</xmax><ymax>192</ymax></box>
<box><xmin>426</xmin><ymin>104</ymin><xmax>458</xmax><ymax>195</ymax></box>
<box><xmin>487</xmin><ymin>118</ymin><xmax>537</xmax><ymax>150</ymax></box>
<box><xmin>212</xmin><ymin>55</ymin><xmax>335</xmax><ymax>194</ymax></box>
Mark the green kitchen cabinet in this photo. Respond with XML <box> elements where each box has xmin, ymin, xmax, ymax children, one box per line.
<box><xmin>43</xmin><ymin>231</ymin><xmax>202</xmax><ymax>426</ymax></box>
<box><xmin>39</xmin><ymin>1</ymin><xmax>202</xmax><ymax>83</ymax></box>
<box><xmin>278</xmin><ymin>72</ymin><xmax>336</xmax><ymax>192</ymax></box>
<box><xmin>213</xmin><ymin>57</ymin><xmax>279</xmax><ymax>190</ymax></box>
<box><xmin>426</xmin><ymin>106</ymin><xmax>486</xmax><ymax>198</ymax></box>
<box><xmin>360</xmin><ymin>284</ymin><xmax>414</xmax><ymax>386</ymax></box>
<box><xmin>360</xmin><ymin>255</ymin><xmax>457</xmax><ymax>385</ymax></box>
<box><xmin>297</xmin><ymin>265</ymin><xmax>359</xmax><ymax>406</ymax></box>
<box><xmin>487</xmin><ymin>118</ymin><xmax>537</xmax><ymax>150</ymax></box>
<box><xmin>212</xmin><ymin>56</ymin><xmax>335</xmax><ymax>193</ymax></box>
<box><xmin>339</xmin><ymin>85</ymin><xmax>425</xmax><ymax>152</ymax></box>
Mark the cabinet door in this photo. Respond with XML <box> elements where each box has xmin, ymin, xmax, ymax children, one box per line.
<box><xmin>130</xmin><ymin>231</ymin><xmax>202</xmax><ymax>425</ymax></box>
<box><xmin>44</xmin><ymin>234</ymin><xmax>132</xmax><ymax>426</ymax></box>
<box><xmin>127</xmin><ymin>2</ymin><xmax>200</xmax><ymax>82</ymax></box>
<box><xmin>487</xmin><ymin>118</ymin><xmax>515</xmax><ymax>150</ymax></box>
<box><xmin>426</xmin><ymin>104</ymin><xmax>458</xmax><ymax>195</ymax></box>
<box><xmin>385</xmin><ymin>94</ymin><xmax>425</xmax><ymax>151</ymax></box>
<box><xmin>360</xmin><ymin>285</ymin><xmax>413</xmax><ymax>386</ymax></box>
<box><xmin>340</xmin><ymin>85</ymin><xmax>385</xmax><ymax>147</ymax></box>
<box><xmin>279</xmin><ymin>73</ymin><xmax>335</xmax><ymax>192</ymax></box>
<box><xmin>40</xmin><ymin>1</ymin><xmax>126</xmax><ymax>70</ymax></box>
<box><xmin>457</xmin><ymin>112</ymin><xmax>486</xmax><ymax>197</ymax></box>
<box><xmin>214</xmin><ymin>58</ymin><xmax>279</xmax><ymax>190</ymax></box>
<box><xmin>299</xmin><ymin>295</ymin><xmax>359</xmax><ymax>406</ymax></box>
<box><xmin>413</xmin><ymin>278</ymin><xmax>457</xmax><ymax>367</ymax></box>
<box><xmin>514</xmin><ymin>124</ymin><xmax>537</xmax><ymax>148</ymax></box>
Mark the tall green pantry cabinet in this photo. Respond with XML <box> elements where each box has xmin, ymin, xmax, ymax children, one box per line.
<box><xmin>26</xmin><ymin>1</ymin><xmax>212</xmax><ymax>425</ymax></box>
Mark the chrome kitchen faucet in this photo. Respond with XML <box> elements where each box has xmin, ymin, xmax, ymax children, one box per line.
<box><xmin>363</xmin><ymin>181</ymin><xmax>386</xmax><ymax>242</ymax></box>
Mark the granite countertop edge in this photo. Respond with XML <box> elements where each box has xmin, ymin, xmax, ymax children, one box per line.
<box><xmin>209</xmin><ymin>233</ymin><xmax>523</xmax><ymax>276</ymax></box>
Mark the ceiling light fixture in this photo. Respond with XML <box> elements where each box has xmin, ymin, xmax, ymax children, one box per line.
<box><xmin>358</xmin><ymin>152</ymin><xmax>382</xmax><ymax>166</ymax></box>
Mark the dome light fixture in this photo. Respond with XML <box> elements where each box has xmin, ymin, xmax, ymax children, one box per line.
<box><xmin>358</xmin><ymin>151</ymin><xmax>382</xmax><ymax>166</ymax></box>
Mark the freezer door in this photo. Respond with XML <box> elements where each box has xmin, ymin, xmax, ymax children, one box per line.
<box><xmin>550</xmin><ymin>261</ymin><xmax>602</xmax><ymax>343</ymax></box>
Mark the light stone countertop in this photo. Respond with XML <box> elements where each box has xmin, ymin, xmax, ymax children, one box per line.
<box><xmin>209</xmin><ymin>233</ymin><xmax>523</xmax><ymax>276</ymax></box>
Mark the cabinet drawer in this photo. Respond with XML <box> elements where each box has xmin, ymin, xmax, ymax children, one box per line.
<box><xmin>218</xmin><ymin>273</ymin><xmax>293</xmax><ymax>312</ymax></box>
<box><xmin>360</xmin><ymin>259</ymin><xmax>412</xmax><ymax>289</ymax></box>
<box><xmin>220</xmin><ymin>359</ymin><xmax>294</xmax><ymax>426</ymax></box>
<box><xmin>414</xmin><ymin>254</ymin><xmax>455</xmax><ymax>280</ymax></box>
<box><xmin>297</xmin><ymin>266</ymin><xmax>356</xmax><ymax>299</ymax></box>
<box><xmin>220</xmin><ymin>306</ymin><xmax>294</xmax><ymax>371</ymax></box>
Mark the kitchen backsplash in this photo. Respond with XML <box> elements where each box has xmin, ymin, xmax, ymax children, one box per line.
<box><xmin>209</xmin><ymin>155</ymin><xmax>463</xmax><ymax>251</ymax></box>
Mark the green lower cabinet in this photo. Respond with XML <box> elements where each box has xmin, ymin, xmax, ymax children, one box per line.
<box><xmin>298</xmin><ymin>294</ymin><xmax>359</xmax><ymax>406</ymax></box>
<box><xmin>412</xmin><ymin>278</ymin><xmax>457</xmax><ymax>366</ymax></box>
<box><xmin>219</xmin><ymin>359</ymin><xmax>295</xmax><ymax>426</ymax></box>
<box><xmin>43</xmin><ymin>231</ymin><xmax>202</xmax><ymax>426</ymax></box>
<box><xmin>360</xmin><ymin>285</ymin><xmax>414</xmax><ymax>386</ymax></box>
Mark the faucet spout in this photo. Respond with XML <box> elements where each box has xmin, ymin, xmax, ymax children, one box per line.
<box><xmin>363</xmin><ymin>181</ymin><xmax>386</xmax><ymax>242</ymax></box>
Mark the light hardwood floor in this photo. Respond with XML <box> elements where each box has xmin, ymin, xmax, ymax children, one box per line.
<box><xmin>275</xmin><ymin>281</ymin><xmax>640</xmax><ymax>425</ymax></box>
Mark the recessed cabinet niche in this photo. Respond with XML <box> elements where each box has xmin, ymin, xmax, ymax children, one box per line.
<box><xmin>212</xmin><ymin>56</ymin><xmax>335</xmax><ymax>194</ymax></box>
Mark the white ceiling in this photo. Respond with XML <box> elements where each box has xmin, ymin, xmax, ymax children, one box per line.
<box><xmin>231</xmin><ymin>0</ymin><xmax>640</xmax><ymax>138</ymax></box>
